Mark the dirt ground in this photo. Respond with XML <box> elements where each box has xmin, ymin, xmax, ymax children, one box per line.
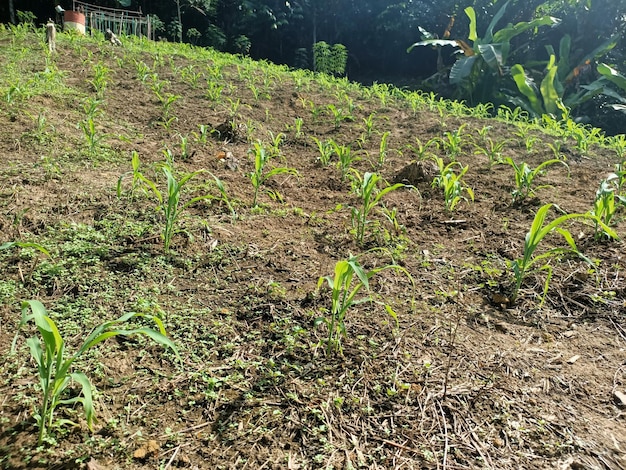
<box><xmin>0</xmin><ymin>30</ymin><xmax>625</xmax><ymax>469</ymax></box>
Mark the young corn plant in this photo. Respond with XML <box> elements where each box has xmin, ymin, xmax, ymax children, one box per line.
<box><xmin>312</xmin><ymin>137</ymin><xmax>334</xmax><ymax>166</ymax></box>
<box><xmin>157</xmin><ymin>93</ymin><xmax>181</xmax><ymax>130</ymax></box>
<box><xmin>78</xmin><ymin>118</ymin><xmax>105</xmax><ymax>154</ymax></box>
<box><xmin>139</xmin><ymin>163</ymin><xmax>213</xmax><ymax>251</ymax></box>
<box><xmin>249</xmin><ymin>141</ymin><xmax>299</xmax><ymax>208</ymax></box>
<box><xmin>500</xmin><ymin>157</ymin><xmax>569</xmax><ymax>204</ymax></box>
<box><xmin>361</xmin><ymin>113</ymin><xmax>376</xmax><ymax>140</ymax></box>
<box><xmin>432</xmin><ymin>157</ymin><xmax>474</xmax><ymax>212</ymax></box>
<box><xmin>351</xmin><ymin>172</ymin><xmax>405</xmax><ymax>245</ymax></box>
<box><xmin>510</xmin><ymin>204</ymin><xmax>617</xmax><ymax>304</ymax></box>
<box><xmin>326</xmin><ymin>104</ymin><xmax>352</xmax><ymax>130</ymax></box>
<box><xmin>116</xmin><ymin>150</ymin><xmax>144</xmax><ymax>199</ymax></box>
<box><xmin>474</xmin><ymin>138</ymin><xmax>507</xmax><ymax>165</ymax></box>
<box><xmin>442</xmin><ymin>125</ymin><xmax>466</xmax><ymax>160</ymax></box>
<box><xmin>11</xmin><ymin>300</ymin><xmax>178</xmax><ymax>446</ymax></box>
<box><xmin>89</xmin><ymin>62</ymin><xmax>109</xmax><ymax>98</ymax></box>
<box><xmin>590</xmin><ymin>174</ymin><xmax>626</xmax><ymax>239</ymax></box>
<box><xmin>286</xmin><ymin>117</ymin><xmax>304</xmax><ymax>139</ymax></box>
<box><xmin>331</xmin><ymin>141</ymin><xmax>357</xmax><ymax>181</ymax></box>
<box><xmin>315</xmin><ymin>256</ymin><xmax>400</xmax><ymax>354</ymax></box>
<box><xmin>267</xmin><ymin>131</ymin><xmax>285</xmax><ymax>159</ymax></box>
<box><xmin>407</xmin><ymin>137</ymin><xmax>440</xmax><ymax>161</ymax></box>
<box><xmin>377</xmin><ymin>131</ymin><xmax>391</xmax><ymax>168</ymax></box>
<box><xmin>192</xmin><ymin>124</ymin><xmax>210</xmax><ymax>144</ymax></box>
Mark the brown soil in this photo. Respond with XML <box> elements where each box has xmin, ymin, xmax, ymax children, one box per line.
<box><xmin>0</xmin><ymin>31</ymin><xmax>625</xmax><ymax>470</ymax></box>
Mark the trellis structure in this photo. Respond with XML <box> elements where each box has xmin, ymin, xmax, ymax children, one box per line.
<box><xmin>72</xmin><ymin>1</ymin><xmax>153</xmax><ymax>40</ymax></box>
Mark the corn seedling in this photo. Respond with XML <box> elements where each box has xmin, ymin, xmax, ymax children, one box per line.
<box><xmin>547</xmin><ymin>141</ymin><xmax>564</xmax><ymax>160</ymax></box>
<box><xmin>442</xmin><ymin>125</ymin><xmax>466</xmax><ymax>160</ymax></box>
<box><xmin>116</xmin><ymin>150</ymin><xmax>144</xmax><ymax>199</ymax></box>
<box><xmin>312</xmin><ymin>137</ymin><xmax>334</xmax><ymax>166</ymax></box>
<box><xmin>11</xmin><ymin>300</ymin><xmax>178</xmax><ymax>445</ymax></box>
<box><xmin>139</xmin><ymin>163</ymin><xmax>212</xmax><ymax>251</ymax></box>
<box><xmin>78</xmin><ymin>117</ymin><xmax>105</xmax><ymax>154</ymax></box>
<box><xmin>475</xmin><ymin>125</ymin><xmax>492</xmax><ymax>143</ymax></box>
<box><xmin>361</xmin><ymin>113</ymin><xmax>376</xmax><ymax>140</ymax></box>
<box><xmin>407</xmin><ymin>137</ymin><xmax>439</xmax><ymax>161</ymax></box>
<box><xmin>331</xmin><ymin>141</ymin><xmax>357</xmax><ymax>181</ymax></box>
<box><xmin>89</xmin><ymin>62</ymin><xmax>109</xmax><ymax>98</ymax></box>
<box><xmin>82</xmin><ymin>97</ymin><xmax>102</xmax><ymax>119</ymax></box>
<box><xmin>178</xmin><ymin>133</ymin><xmax>191</xmax><ymax>159</ymax></box>
<box><xmin>249</xmin><ymin>142</ymin><xmax>299</xmax><ymax>208</ymax></box>
<box><xmin>205</xmin><ymin>80</ymin><xmax>223</xmax><ymax>102</ymax></box>
<box><xmin>326</xmin><ymin>104</ymin><xmax>352</xmax><ymax>130</ymax></box>
<box><xmin>180</xmin><ymin>65</ymin><xmax>202</xmax><ymax>88</ymax></box>
<box><xmin>351</xmin><ymin>172</ymin><xmax>406</xmax><ymax>245</ymax></box>
<box><xmin>615</xmin><ymin>160</ymin><xmax>626</xmax><ymax>193</ymax></box>
<box><xmin>432</xmin><ymin>157</ymin><xmax>474</xmax><ymax>211</ymax></box>
<box><xmin>267</xmin><ymin>131</ymin><xmax>285</xmax><ymax>159</ymax></box>
<box><xmin>315</xmin><ymin>256</ymin><xmax>401</xmax><ymax>354</ymax></box>
<box><xmin>608</xmin><ymin>134</ymin><xmax>626</xmax><ymax>160</ymax></box>
<box><xmin>500</xmin><ymin>157</ymin><xmax>569</xmax><ymax>203</ymax></box>
<box><xmin>157</xmin><ymin>93</ymin><xmax>180</xmax><ymax>129</ymax></box>
<box><xmin>206</xmin><ymin>172</ymin><xmax>237</xmax><ymax>219</ymax></box>
<box><xmin>590</xmin><ymin>174</ymin><xmax>626</xmax><ymax>239</ymax></box>
<box><xmin>287</xmin><ymin>117</ymin><xmax>304</xmax><ymax>139</ymax></box>
<box><xmin>474</xmin><ymin>138</ymin><xmax>507</xmax><ymax>165</ymax></box>
<box><xmin>193</xmin><ymin>124</ymin><xmax>210</xmax><ymax>144</ymax></box>
<box><xmin>310</xmin><ymin>102</ymin><xmax>324</xmax><ymax>122</ymax></box>
<box><xmin>510</xmin><ymin>203</ymin><xmax>617</xmax><ymax>304</ymax></box>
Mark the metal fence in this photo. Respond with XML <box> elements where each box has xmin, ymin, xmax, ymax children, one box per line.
<box><xmin>72</xmin><ymin>1</ymin><xmax>153</xmax><ymax>39</ymax></box>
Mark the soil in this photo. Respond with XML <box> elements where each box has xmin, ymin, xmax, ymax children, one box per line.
<box><xmin>0</xmin><ymin>30</ymin><xmax>625</xmax><ymax>470</ymax></box>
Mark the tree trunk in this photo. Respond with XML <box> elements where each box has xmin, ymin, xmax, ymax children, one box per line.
<box><xmin>176</xmin><ymin>0</ymin><xmax>182</xmax><ymax>42</ymax></box>
<box><xmin>8</xmin><ymin>0</ymin><xmax>15</xmax><ymax>24</ymax></box>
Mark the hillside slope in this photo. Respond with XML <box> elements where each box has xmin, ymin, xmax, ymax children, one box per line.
<box><xmin>0</xmin><ymin>26</ymin><xmax>625</xmax><ymax>469</ymax></box>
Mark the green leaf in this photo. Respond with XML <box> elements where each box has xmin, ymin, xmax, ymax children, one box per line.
<box><xmin>70</xmin><ymin>372</ymin><xmax>95</xmax><ymax>430</ymax></box>
<box><xmin>484</xmin><ymin>0</ymin><xmax>510</xmax><ymax>43</ymax></box>
<box><xmin>478</xmin><ymin>43</ymin><xmax>508</xmax><ymax>70</ymax></box>
<box><xmin>407</xmin><ymin>39</ymin><xmax>461</xmax><ymax>53</ymax></box>
<box><xmin>465</xmin><ymin>7</ymin><xmax>477</xmax><ymax>42</ymax></box>
<box><xmin>597</xmin><ymin>63</ymin><xmax>626</xmax><ymax>93</ymax></box>
<box><xmin>540</xmin><ymin>58</ymin><xmax>561</xmax><ymax>115</ymax></box>
<box><xmin>450</xmin><ymin>56</ymin><xmax>478</xmax><ymax>85</ymax></box>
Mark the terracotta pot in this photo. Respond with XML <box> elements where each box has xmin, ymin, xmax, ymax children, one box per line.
<box><xmin>64</xmin><ymin>10</ymin><xmax>85</xmax><ymax>34</ymax></box>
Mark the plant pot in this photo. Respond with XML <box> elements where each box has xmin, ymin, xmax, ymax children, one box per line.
<box><xmin>64</xmin><ymin>11</ymin><xmax>85</xmax><ymax>34</ymax></box>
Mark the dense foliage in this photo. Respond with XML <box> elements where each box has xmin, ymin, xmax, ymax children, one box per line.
<box><xmin>4</xmin><ymin>0</ymin><xmax>626</xmax><ymax>132</ymax></box>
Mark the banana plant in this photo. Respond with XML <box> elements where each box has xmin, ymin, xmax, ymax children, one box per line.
<box><xmin>408</xmin><ymin>0</ymin><xmax>559</xmax><ymax>103</ymax></box>
<box><xmin>507</xmin><ymin>33</ymin><xmax>622</xmax><ymax>118</ymax></box>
